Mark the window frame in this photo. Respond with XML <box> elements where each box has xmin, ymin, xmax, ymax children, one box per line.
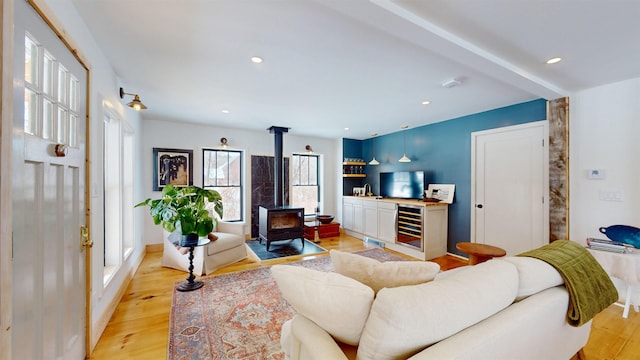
<box><xmin>202</xmin><ymin>148</ymin><xmax>244</xmax><ymax>222</ymax></box>
<box><xmin>291</xmin><ymin>153</ymin><xmax>320</xmax><ymax>215</ymax></box>
<box><xmin>102</xmin><ymin>109</ymin><xmax>134</xmax><ymax>286</ymax></box>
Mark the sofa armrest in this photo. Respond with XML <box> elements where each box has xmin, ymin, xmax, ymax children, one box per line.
<box><xmin>283</xmin><ymin>315</ymin><xmax>349</xmax><ymax>360</ymax></box>
<box><xmin>216</xmin><ymin>221</ymin><xmax>244</xmax><ymax>237</ymax></box>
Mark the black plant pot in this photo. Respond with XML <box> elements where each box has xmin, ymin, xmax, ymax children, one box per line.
<box><xmin>179</xmin><ymin>233</ymin><xmax>199</xmax><ymax>247</ymax></box>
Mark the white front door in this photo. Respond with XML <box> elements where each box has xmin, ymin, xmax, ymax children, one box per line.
<box><xmin>12</xmin><ymin>1</ymin><xmax>88</xmax><ymax>358</ymax></box>
<box><xmin>471</xmin><ymin>121</ymin><xmax>549</xmax><ymax>255</ymax></box>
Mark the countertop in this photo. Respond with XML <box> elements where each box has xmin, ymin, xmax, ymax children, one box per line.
<box><xmin>343</xmin><ymin>195</ymin><xmax>449</xmax><ymax>207</ymax></box>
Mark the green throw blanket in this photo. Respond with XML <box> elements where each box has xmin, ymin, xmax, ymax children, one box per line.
<box><xmin>518</xmin><ymin>240</ymin><xmax>618</xmax><ymax>327</ymax></box>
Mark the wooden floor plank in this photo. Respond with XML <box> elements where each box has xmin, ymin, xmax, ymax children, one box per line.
<box><xmin>89</xmin><ymin>234</ymin><xmax>640</xmax><ymax>359</ymax></box>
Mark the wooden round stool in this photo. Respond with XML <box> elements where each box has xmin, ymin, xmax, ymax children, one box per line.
<box><xmin>456</xmin><ymin>242</ymin><xmax>507</xmax><ymax>265</ymax></box>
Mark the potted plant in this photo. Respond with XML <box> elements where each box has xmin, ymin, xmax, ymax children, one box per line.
<box><xmin>135</xmin><ymin>184</ymin><xmax>223</xmax><ymax>246</ymax></box>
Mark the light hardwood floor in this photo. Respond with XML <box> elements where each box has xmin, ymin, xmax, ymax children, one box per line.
<box><xmin>89</xmin><ymin>234</ymin><xmax>640</xmax><ymax>359</ymax></box>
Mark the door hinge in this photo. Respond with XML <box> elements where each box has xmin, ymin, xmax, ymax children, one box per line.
<box><xmin>542</xmin><ymin>139</ymin><xmax>545</xmax><ymax>147</ymax></box>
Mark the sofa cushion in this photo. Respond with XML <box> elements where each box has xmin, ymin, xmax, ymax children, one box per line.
<box><xmin>357</xmin><ymin>260</ymin><xmax>519</xmax><ymax>360</ymax></box>
<box><xmin>501</xmin><ymin>256</ymin><xmax>564</xmax><ymax>301</ymax></box>
<box><xmin>205</xmin><ymin>232</ymin><xmax>244</xmax><ymax>255</ymax></box>
<box><xmin>271</xmin><ymin>265</ymin><xmax>374</xmax><ymax>345</ymax></box>
<box><xmin>330</xmin><ymin>250</ymin><xmax>440</xmax><ymax>293</ymax></box>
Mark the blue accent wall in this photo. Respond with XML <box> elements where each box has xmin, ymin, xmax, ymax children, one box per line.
<box><xmin>345</xmin><ymin>99</ymin><xmax>547</xmax><ymax>255</ymax></box>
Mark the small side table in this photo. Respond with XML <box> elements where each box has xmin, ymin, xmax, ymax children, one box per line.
<box><xmin>456</xmin><ymin>242</ymin><xmax>506</xmax><ymax>265</ymax></box>
<box><xmin>318</xmin><ymin>222</ymin><xmax>340</xmax><ymax>238</ymax></box>
<box><xmin>587</xmin><ymin>248</ymin><xmax>640</xmax><ymax>318</ymax></box>
<box><xmin>303</xmin><ymin>220</ymin><xmax>318</xmax><ymax>242</ymax></box>
<box><xmin>177</xmin><ymin>238</ymin><xmax>210</xmax><ymax>292</ymax></box>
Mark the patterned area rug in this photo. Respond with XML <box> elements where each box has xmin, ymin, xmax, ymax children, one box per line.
<box><xmin>246</xmin><ymin>238</ymin><xmax>327</xmax><ymax>261</ymax></box>
<box><xmin>167</xmin><ymin>248</ymin><xmax>404</xmax><ymax>359</ymax></box>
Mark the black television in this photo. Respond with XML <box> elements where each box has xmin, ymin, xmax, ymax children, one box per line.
<box><xmin>380</xmin><ymin>171</ymin><xmax>425</xmax><ymax>199</ymax></box>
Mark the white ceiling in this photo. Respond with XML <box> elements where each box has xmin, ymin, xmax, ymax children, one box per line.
<box><xmin>71</xmin><ymin>0</ymin><xmax>640</xmax><ymax>140</ymax></box>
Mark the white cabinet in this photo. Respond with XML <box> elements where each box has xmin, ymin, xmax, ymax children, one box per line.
<box><xmin>377</xmin><ymin>202</ymin><xmax>397</xmax><ymax>242</ymax></box>
<box><xmin>353</xmin><ymin>204</ymin><xmax>363</xmax><ymax>233</ymax></box>
<box><xmin>362</xmin><ymin>199</ymin><xmax>379</xmax><ymax>238</ymax></box>
<box><xmin>423</xmin><ymin>205</ymin><xmax>448</xmax><ymax>259</ymax></box>
<box><xmin>342</xmin><ymin>196</ymin><xmax>448</xmax><ymax>260</ymax></box>
<box><xmin>342</xmin><ymin>197</ymin><xmax>363</xmax><ymax>236</ymax></box>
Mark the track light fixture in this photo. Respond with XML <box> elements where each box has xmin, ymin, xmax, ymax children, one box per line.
<box><xmin>119</xmin><ymin>87</ymin><xmax>147</xmax><ymax>110</ymax></box>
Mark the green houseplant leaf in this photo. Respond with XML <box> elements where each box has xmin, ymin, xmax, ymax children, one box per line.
<box><xmin>135</xmin><ymin>184</ymin><xmax>223</xmax><ymax>238</ymax></box>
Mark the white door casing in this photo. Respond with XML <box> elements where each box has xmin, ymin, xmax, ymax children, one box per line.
<box><xmin>12</xmin><ymin>0</ymin><xmax>89</xmax><ymax>358</ymax></box>
<box><xmin>471</xmin><ymin>121</ymin><xmax>549</xmax><ymax>255</ymax></box>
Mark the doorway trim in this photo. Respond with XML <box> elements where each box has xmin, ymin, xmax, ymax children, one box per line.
<box><xmin>470</xmin><ymin>120</ymin><xmax>550</xmax><ymax>250</ymax></box>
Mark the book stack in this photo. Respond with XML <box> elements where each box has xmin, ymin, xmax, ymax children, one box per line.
<box><xmin>586</xmin><ymin>237</ymin><xmax>633</xmax><ymax>253</ymax></box>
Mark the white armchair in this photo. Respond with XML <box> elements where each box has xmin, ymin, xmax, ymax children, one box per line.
<box><xmin>162</xmin><ymin>220</ymin><xmax>248</xmax><ymax>275</ymax></box>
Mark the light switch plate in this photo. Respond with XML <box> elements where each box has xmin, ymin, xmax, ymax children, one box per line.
<box><xmin>587</xmin><ymin>169</ymin><xmax>606</xmax><ymax>179</ymax></box>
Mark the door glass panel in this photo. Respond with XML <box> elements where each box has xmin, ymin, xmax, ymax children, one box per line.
<box><xmin>42</xmin><ymin>99</ymin><xmax>53</xmax><ymax>140</ymax></box>
<box><xmin>43</xmin><ymin>52</ymin><xmax>54</xmax><ymax>95</ymax></box>
<box><xmin>69</xmin><ymin>114</ymin><xmax>77</xmax><ymax>147</ymax></box>
<box><xmin>57</xmin><ymin>65</ymin><xmax>67</xmax><ymax>105</ymax></box>
<box><xmin>24</xmin><ymin>35</ymin><xmax>38</xmax><ymax>86</ymax></box>
<box><xmin>24</xmin><ymin>88</ymin><xmax>37</xmax><ymax>135</ymax></box>
<box><xmin>57</xmin><ymin>108</ymin><xmax>67</xmax><ymax>144</ymax></box>
<box><xmin>69</xmin><ymin>76</ymin><xmax>78</xmax><ymax>111</ymax></box>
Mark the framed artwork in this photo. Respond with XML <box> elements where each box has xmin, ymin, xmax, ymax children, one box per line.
<box><xmin>426</xmin><ymin>184</ymin><xmax>455</xmax><ymax>204</ymax></box>
<box><xmin>153</xmin><ymin>148</ymin><xmax>193</xmax><ymax>191</ymax></box>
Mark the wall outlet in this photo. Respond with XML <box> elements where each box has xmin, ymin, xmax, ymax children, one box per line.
<box><xmin>599</xmin><ymin>189</ymin><xmax>623</xmax><ymax>202</ymax></box>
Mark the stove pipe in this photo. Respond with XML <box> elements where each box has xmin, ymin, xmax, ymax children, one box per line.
<box><xmin>268</xmin><ymin>126</ymin><xmax>289</xmax><ymax>208</ymax></box>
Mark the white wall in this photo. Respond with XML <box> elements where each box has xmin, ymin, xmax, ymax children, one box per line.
<box><xmin>141</xmin><ymin>119</ymin><xmax>341</xmax><ymax>244</ymax></box>
<box><xmin>569</xmin><ymin>77</ymin><xmax>640</xmax><ymax>243</ymax></box>
<box><xmin>41</xmin><ymin>0</ymin><xmax>145</xmax><ymax>350</ymax></box>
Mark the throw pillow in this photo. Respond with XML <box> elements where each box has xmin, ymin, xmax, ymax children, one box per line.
<box><xmin>330</xmin><ymin>250</ymin><xmax>440</xmax><ymax>293</ymax></box>
<box><xmin>271</xmin><ymin>265</ymin><xmax>375</xmax><ymax>345</ymax></box>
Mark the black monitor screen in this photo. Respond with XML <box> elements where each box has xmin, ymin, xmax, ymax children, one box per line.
<box><xmin>380</xmin><ymin>171</ymin><xmax>424</xmax><ymax>199</ymax></box>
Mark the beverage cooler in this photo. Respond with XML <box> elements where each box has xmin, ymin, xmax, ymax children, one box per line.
<box><xmin>396</xmin><ymin>204</ymin><xmax>423</xmax><ymax>251</ymax></box>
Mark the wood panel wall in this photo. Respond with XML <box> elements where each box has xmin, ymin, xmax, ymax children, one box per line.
<box><xmin>548</xmin><ymin>97</ymin><xmax>570</xmax><ymax>241</ymax></box>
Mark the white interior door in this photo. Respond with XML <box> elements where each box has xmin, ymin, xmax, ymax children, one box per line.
<box><xmin>12</xmin><ymin>0</ymin><xmax>88</xmax><ymax>358</ymax></box>
<box><xmin>471</xmin><ymin>121</ymin><xmax>549</xmax><ymax>255</ymax></box>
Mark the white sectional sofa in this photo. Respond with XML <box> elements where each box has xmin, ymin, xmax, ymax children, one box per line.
<box><xmin>272</xmin><ymin>252</ymin><xmax>596</xmax><ymax>360</ymax></box>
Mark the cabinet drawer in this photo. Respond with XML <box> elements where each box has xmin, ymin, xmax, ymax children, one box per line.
<box><xmin>377</xmin><ymin>202</ymin><xmax>396</xmax><ymax>210</ymax></box>
<box><xmin>343</xmin><ymin>197</ymin><xmax>362</xmax><ymax>205</ymax></box>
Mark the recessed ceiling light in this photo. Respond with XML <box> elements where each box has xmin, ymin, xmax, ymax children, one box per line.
<box><xmin>251</xmin><ymin>56</ymin><xmax>263</xmax><ymax>63</ymax></box>
<box><xmin>546</xmin><ymin>57</ymin><xmax>562</xmax><ymax>64</ymax></box>
<box><xmin>344</xmin><ymin>127</ymin><xmax>350</xmax><ymax>131</ymax></box>
<box><xmin>221</xmin><ymin>109</ymin><xmax>230</xmax><ymax>114</ymax></box>
<box><xmin>421</xmin><ymin>100</ymin><xmax>431</xmax><ymax>105</ymax></box>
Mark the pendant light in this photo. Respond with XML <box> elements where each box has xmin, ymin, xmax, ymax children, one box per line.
<box><xmin>399</xmin><ymin>125</ymin><xmax>411</xmax><ymax>163</ymax></box>
<box><xmin>369</xmin><ymin>133</ymin><xmax>380</xmax><ymax>165</ymax></box>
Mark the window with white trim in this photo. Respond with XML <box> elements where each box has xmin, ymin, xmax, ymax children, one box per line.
<box><xmin>291</xmin><ymin>154</ymin><xmax>319</xmax><ymax>215</ymax></box>
<box><xmin>103</xmin><ymin>110</ymin><xmax>134</xmax><ymax>284</ymax></box>
<box><xmin>203</xmin><ymin>148</ymin><xmax>243</xmax><ymax>222</ymax></box>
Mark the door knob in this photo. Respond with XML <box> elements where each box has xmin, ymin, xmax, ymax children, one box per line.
<box><xmin>476</xmin><ymin>204</ymin><xmax>483</xmax><ymax>209</ymax></box>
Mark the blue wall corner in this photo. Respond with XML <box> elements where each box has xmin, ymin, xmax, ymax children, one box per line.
<box><xmin>347</xmin><ymin>99</ymin><xmax>547</xmax><ymax>255</ymax></box>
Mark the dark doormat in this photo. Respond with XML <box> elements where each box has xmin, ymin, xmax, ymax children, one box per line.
<box><xmin>246</xmin><ymin>238</ymin><xmax>327</xmax><ymax>261</ymax></box>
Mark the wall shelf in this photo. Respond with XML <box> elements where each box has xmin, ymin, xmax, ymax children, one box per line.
<box><xmin>343</xmin><ymin>174</ymin><xmax>366</xmax><ymax>178</ymax></box>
